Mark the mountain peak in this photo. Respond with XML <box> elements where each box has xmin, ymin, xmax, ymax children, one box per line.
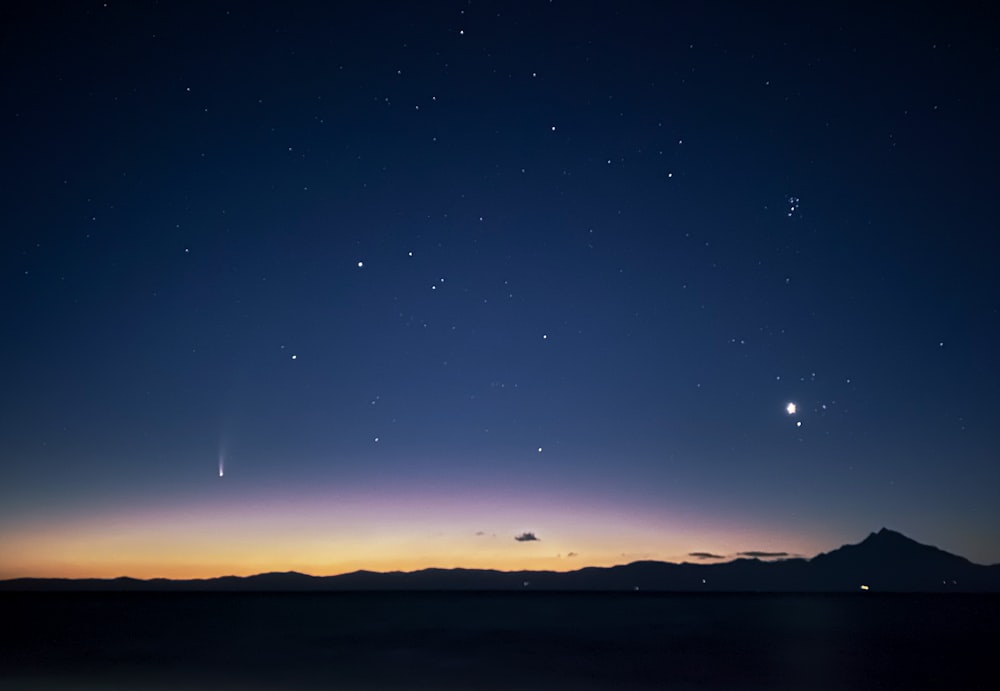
<box><xmin>811</xmin><ymin>528</ymin><xmax>973</xmax><ymax>578</ymax></box>
<box><xmin>870</xmin><ymin>527</ymin><xmax>908</xmax><ymax>541</ymax></box>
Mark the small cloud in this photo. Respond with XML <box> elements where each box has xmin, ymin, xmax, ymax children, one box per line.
<box><xmin>566</xmin><ymin>552</ymin><xmax>578</xmax><ymax>558</ymax></box>
<box><xmin>688</xmin><ymin>552</ymin><xmax>726</xmax><ymax>560</ymax></box>
<box><xmin>514</xmin><ymin>532</ymin><xmax>539</xmax><ymax>542</ymax></box>
<box><xmin>738</xmin><ymin>551</ymin><xmax>789</xmax><ymax>559</ymax></box>
<box><xmin>474</xmin><ymin>531</ymin><xmax>485</xmax><ymax>536</ymax></box>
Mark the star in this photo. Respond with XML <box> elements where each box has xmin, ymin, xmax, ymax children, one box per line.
<box><xmin>786</xmin><ymin>402</ymin><xmax>796</xmax><ymax>415</ymax></box>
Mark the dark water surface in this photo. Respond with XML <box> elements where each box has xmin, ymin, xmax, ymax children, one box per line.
<box><xmin>2</xmin><ymin>592</ymin><xmax>996</xmax><ymax>690</ymax></box>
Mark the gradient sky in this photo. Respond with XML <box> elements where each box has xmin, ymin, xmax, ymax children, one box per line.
<box><xmin>2</xmin><ymin>1</ymin><xmax>998</xmax><ymax>579</ymax></box>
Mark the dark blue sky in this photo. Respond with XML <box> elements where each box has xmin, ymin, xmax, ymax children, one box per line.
<box><xmin>2</xmin><ymin>1</ymin><xmax>998</xmax><ymax>577</ymax></box>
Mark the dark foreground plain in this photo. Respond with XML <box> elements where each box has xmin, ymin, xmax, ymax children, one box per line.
<box><xmin>2</xmin><ymin>592</ymin><xmax>996</xmax><ymax>690</ymax></box>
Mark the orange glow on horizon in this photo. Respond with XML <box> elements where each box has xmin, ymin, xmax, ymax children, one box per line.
<box><xmin>0</xmin><ymin>485</ymin><xmax>828</xmax><ymax>580</ymax></box>
<box><xmin>0</xmin><ymin>527</ymin><xmax>671</xmax><ymax>580</ymax></box>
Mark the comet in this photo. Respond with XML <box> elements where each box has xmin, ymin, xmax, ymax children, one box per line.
<box><xmin>218</xmin><ymin>450</ymin><xmax>225</xmax><ymax>478</ymax></box>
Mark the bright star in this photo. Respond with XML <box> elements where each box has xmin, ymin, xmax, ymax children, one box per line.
<box><xmin>786</xmin><ymin>402</ymin><xmax>796</xmax><ymax>415</ymax></box>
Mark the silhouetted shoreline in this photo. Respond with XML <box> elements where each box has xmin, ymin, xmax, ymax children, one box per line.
<box><xmin>4</xmin><ymin>529</ymin><xmax>999</xmax><ymax>592</ymax></box>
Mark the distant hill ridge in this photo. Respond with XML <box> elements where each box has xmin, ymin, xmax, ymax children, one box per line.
<box><xmin>3</xmin><ymin>528</ymin><xmax>999</xmax><ymax>592</ymax></box>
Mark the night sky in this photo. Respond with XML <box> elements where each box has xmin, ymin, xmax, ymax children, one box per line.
<box><xmin>2</xmin><ymin>1</ymin><xmax>998</xmax><ymax>579</ymax></box>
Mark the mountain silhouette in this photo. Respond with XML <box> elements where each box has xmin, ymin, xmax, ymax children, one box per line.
<box><xmin>3</xmin><ymin>528</ymin><xmax>997</xmax><ymax>592</ymax></box>
<box><xmin>808</xmin><ymin>528</ymin><xmax>977</xmax><ymax>591</ymax></box>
